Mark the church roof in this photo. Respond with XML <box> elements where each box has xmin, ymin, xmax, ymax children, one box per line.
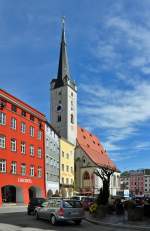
<box><xmin>77</xmin><ymin>126</ymin><xmax>117</xmax><ymax>171</ymax></box>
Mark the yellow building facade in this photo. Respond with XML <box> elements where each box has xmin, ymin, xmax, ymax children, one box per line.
<box><xmin>60</xmin><ymin>137</ymin><xmax>75</xmax><ymax>197</ymax></box>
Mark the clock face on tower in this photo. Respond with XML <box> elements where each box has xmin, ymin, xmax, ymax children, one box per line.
<box><xmin>56</xmin><ymin>104</ymin><xmax>62</xmax><ymax>112</ymax></box>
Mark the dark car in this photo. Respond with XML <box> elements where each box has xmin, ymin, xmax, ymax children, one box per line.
<box><xmin>27</xmin><ymin>197</ymin><xmax>46</xmax><ymax>215</ymax></box>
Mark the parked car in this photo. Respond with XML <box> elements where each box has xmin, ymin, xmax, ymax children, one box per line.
<box><xmin>27</xmin><ymin>197</ymin><xmax>46</xmax><ymax>215</ymax></box>
<box><xmin>81</xmin><ymin>197</ymin><xmax>96</xmax><ymax>210</ymax></box>
<box><xmin>34</xmin><ymin>197</ymin><xmax>84</xmax><ymax>225</ymax></box>
<box><xmin>71</xmin><ymin>196</ymin><xmax>87</xmax><ymax>202</ymax></box>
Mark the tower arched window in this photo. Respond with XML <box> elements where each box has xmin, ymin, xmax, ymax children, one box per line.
<box><xmin>71</xmin><ymin>114</ymin><xmax>74</xmax><ymax>124</ymax></box>
<box><xmin>58</xmin><ymin>115</ymin><xmax>61</xmax><ymax>122</ymax></box>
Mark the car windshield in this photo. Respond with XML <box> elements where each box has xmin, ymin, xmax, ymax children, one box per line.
<box><xmin>30</xmin><ymin>198</ymin><xmax>46</xmax><ymax>205</ymax></box>
<box><xmin>41</xmin><ymin>201</ymin><xmax>49</xmax><ymax>207</ymax></box>
<box><xmin>64</xmin><ymin>200</ymin><xmax>82</xmax><ymax>208</ymax></box>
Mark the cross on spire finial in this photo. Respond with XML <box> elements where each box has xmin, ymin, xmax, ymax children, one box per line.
<box><xmin>62</xmin><ymin>16</ymin><xmax>65</xmax><ymax>28</ymax></box>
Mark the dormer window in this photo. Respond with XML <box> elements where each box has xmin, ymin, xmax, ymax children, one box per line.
<box><xmin>11</xmin><ymin>104</ymin><xmax>17</xmax><ymax>112</ymax></box>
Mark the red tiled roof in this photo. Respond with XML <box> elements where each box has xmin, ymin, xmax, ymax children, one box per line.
<box><xmin>77</xmin><ymin>126</ymin><xmax>117</xmax><ymax>171</ymax></box>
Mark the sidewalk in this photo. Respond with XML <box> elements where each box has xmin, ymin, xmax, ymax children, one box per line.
<box><xmin>1</xmin><ymin>203</ymin><xmax>27</xmax><ymax>207</ymax></box>
<box><xmin>85</xmin><ymin>211</ymin><xmax>150</xmax><ymax>230</ymax></box>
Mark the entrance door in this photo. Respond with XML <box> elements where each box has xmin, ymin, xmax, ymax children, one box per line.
<box><xmin>1</xmin><ymin>186</ymin><xmax>16</xmax><ymax>203</ymax></box>
<box><xmin>28</xmin><ymin>187</ymin><xmax>36</xmax><ymax>200</ymax></box>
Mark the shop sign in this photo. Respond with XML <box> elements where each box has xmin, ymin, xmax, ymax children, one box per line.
<box><xmin>18</xmin><ymin>178</ymin><xmax>32</xmax><ymax>184</ymax></box>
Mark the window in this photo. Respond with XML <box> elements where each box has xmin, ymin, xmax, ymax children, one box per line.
<box><xmin>66</xmin><ymin>165</ymin><xmax>69</xmax><ymax>172</ymax></box>
<box><xmin>38</xmin><ymin>130</ymin><xmax>42</xmax><ymax>140</ymax></box>
<box><xmin>0</xmin><ymin>159</ymin><xmax>6</xmax><ymax>173</ymax></box>
<box><xmin>11</xmin><ymin>118</ymin><xmax>17</xmax><ymax>130</ymax></box>
<box><xmin>66</xmin><ymin>178</ymin><xmax>69</xmax><ymax>184</ymax></box>
<box><xmin>30</xmin><ymin>145</ymin><xmax>34</xmax><ymax>156</ymax></box>
<box><xmin>37</xmin><ymin>148</ymin><xmax>42</xmax><ymax>158</ymax></box>
<box><xmin>21</xmin><ymin>110</ymin><xmax>26</xmax><ymax>117</ymax></box>
<box><xmin>71</xmin><ymin>114</ymin><xmax>74</xmax><ymax>124</ymax></box>
<box><xmin>11</xmin><ymin>161</ymin><xmax>17</xmax><ymax>174</ymax></box>
<box><xmin>21</xmin><ymin>164</ymin><xmax>26</xmax><ymax>176</ymax></box>
<box><xmin>30</xmin><ymin>165</ymin><xmax>34</xmax><ymax>176</ymax></box>
<box><xmin>71</xmin><ymin>166</ymin><xmax>73</xmax><ymax>173</ymax></box>
<box><xmin>11</xmin><ymin>104</ymin><xmax>17</xmax><ymax>112</ymax></box>
<box><xmin>71</xmin><ymin>178</ymin><xmax>73</xmax><ymax>184</ymax></box>
<box><xmin>30</xmin><ymin>115</ymin><xmax>34</xmax><ymax>121</ymax></box>
<box><xmin>0</xmin><ymin>135</ymin><xmax>5</xmax><ymax>149</ymax></box>
<box><xmin>30</xmin><ymin>126</ymin><xmax>34</xmax><ymax>137</ymax></box>
<box><xmin>62</xmin><ymin>164</ymin><xmax>64</xmax><ymax>171</ymax></box>
<box><xmin>21</xmin><ymin>142</ymin><xmax>26</xmax><ymax>154</ymax></box>
<box><xmin>62</xmin><ymin>151</ymin><xmax>64</xmax><ymax>157</ymax></box>
<box><xmin>0</xmin><ymin>112</ymin><xmax>6</xmax><ymax>125</ymax></box>
<box><xmin>58</xmin><ymin>115</ymin><xmax>61</xmax><ymax>122</ymax></box>
<box><xmin>38</xmin><ymin>167</ymin><xmax>42</xmax><ymax>177</ymax></box>
<box><xmin>66</xmin><ymin>153</ymin><xmax>69</xmax><ymax>159</ymax></box>
<box><xmin>62</xmin><ymin>177</ymin><xmax>64</xmax><ymax>183</ymax></box>
<box><xmin>11</xmin><ymin>139</ymin><xmax>16</xmax><ymax>152</ymax></box>
<box><xmin>21</xmin><ymin>122</ymin><xmax>26</xmax><ymax>133</ymax></box>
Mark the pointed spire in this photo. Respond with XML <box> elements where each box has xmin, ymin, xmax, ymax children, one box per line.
<box><xmin>57</xmin><ymin>17</ymin><xmax>70</xmax><ymax>82</ymax></box>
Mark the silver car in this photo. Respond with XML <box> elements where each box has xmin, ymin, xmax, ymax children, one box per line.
<box><xmin>34</xmin><ymin>197</ymin><xmax>84</xmax><ymax>225</ymax></box>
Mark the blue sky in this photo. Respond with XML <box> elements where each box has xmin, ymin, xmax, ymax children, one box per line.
<box><xmin>1</xmin><ymin>0</ymin><xmax>150</xmax><ymax>172</ymax></box>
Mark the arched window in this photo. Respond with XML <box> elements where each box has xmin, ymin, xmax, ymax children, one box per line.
<box><xmin>82</xmin><ymin>171</ymin><xmax>90</xmax><ymax>188</ymax></box>
<box><xmin>58</xmin><ymin>115</ymin><xmax>61</xmax><ymax>122</ymax></box>
<box><xmin>71</xmin><ymin>114</ymin><xmax>74</xmax><ymax>124</ymax></box>
<box><xmin>83</xmin><ymin>171</ymin><xmax>90</xmax><ymax>180</ymax></box>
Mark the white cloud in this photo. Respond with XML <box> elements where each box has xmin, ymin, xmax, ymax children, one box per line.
<box><xmin>79</xmin><ymin>80</ymin><xmax>150</xmax><ymax>150</ymax></box>
<box><xmin>89</xmin><ymin>15</ymin><xmax>150</xmax><ymax>76</ymax></box>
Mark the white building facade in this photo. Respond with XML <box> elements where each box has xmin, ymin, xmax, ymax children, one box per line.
<box><xmin>45</xmin><ymin>122</ymin><xmax>60</xmax><ymax>197</ymax></box>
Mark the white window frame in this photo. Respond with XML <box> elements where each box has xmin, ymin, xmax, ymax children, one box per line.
<box><xmin>11</xmin><ymin>161</ymin><xmax>17</xmax><ymax>174</ymax></box>
<box><xmin>30</xmin><ymin>126</ymin><xmax>34</xmax><ymax>137</ymax></box>
<box><xmin>38</xmin><ymin>130</ymin><xmax>42</xmax><ymax>140</ymax></box>
<box><xmin>0</xmin><ymin>159</ymin><xmax>6</xmax><ymax>173</ymax></box>
<box><xmin>0</xmin><ymin>112</ymin><xmax>6</xmax><ymax>125</ymax></box>
<box><xmin>30</xmin><ymin>165</ymin><xmax>34</xmax><ymax>176</ymax></box>
<box><xmin>66</xmin><ymin>153</ymin><xmax>69</xmax><ymax>159</ymax></box>
<box><xmin>21</xmin><ymin>164</ymin><xmax>26</xmax><ymax>176</ymax></box>
<box><xmin>21</xmin><ymin>122</ymin><xmax>26</xmax><ymax>133</ymax></box>
<box><xmin>11</xmin><ymin>117</ymin><xmax>17</xmax><ymax>130</ymax></box>
<box><xmin>0</xmin><ymin>135</ymin><xmax>5</xmax><ymax>149</ymax></box>
<box><xmin>37</xmin><ymin>148</ymin><xmax>42</xmax><ymax>158</ymax></box>
<box><xmin>38</xmin><ymin>167</ymin><xmax>42</xmax><ymax>177</ymax></box>
<box><xmin>66</xmin><ymin>165</ymin><xmax>69</xmax><ymax>172</ymax></box>
<box><xmin>11</xmin><ymin>139</ymin><xmax>16</xmax><ymax>152</ymax></box>
<box><xmin>21</xmin><ymin>142</ymin><xmax>26</xmax><ymax>154</ymax></box>
<box><xmin>30</xmin><ymin>145</ymin><xmax>34</xmax><ymax>156</ymax></box>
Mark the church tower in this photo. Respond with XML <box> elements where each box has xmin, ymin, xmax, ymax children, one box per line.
<box><xmin>50</xmin><ymin>19</ymin><xmax>77</xmax><ymax>145</ymax></box>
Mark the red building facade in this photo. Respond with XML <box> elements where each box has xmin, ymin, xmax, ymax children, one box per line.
<box><xmin>130</xmin><ymin>172</ymin><xmax>144</xmax><ymax>196</ymax></box>
<box><xmin>0</xmin><ymin>89</ymin><xmax>46</xmax><ymax>205</ymax></box>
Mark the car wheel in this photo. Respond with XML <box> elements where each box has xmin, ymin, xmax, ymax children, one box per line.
<box><xmin>74</xmin><ymin>219</ymin><xmax>82</xmax><ymax>225</ymax></box>
<box><xmin>35</xmin><ymin>211</ymin><xmax>39</xmax><ymax>220</ymax></box>
<box><xmin>27</xmin><ymin>210</ymin><xmax>31</xmax><ymax>215</ymax></box>
<box><xmin>50</xmin><ymin>215</ymin><xmax>57</xmax><ymax>225</ymax></box>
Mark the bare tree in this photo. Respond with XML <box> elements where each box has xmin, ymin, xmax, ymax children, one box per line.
<box><xmin>94</xmin><ymin>167</ymin><xmax>115</xmax><ymax>205</ymax></box>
